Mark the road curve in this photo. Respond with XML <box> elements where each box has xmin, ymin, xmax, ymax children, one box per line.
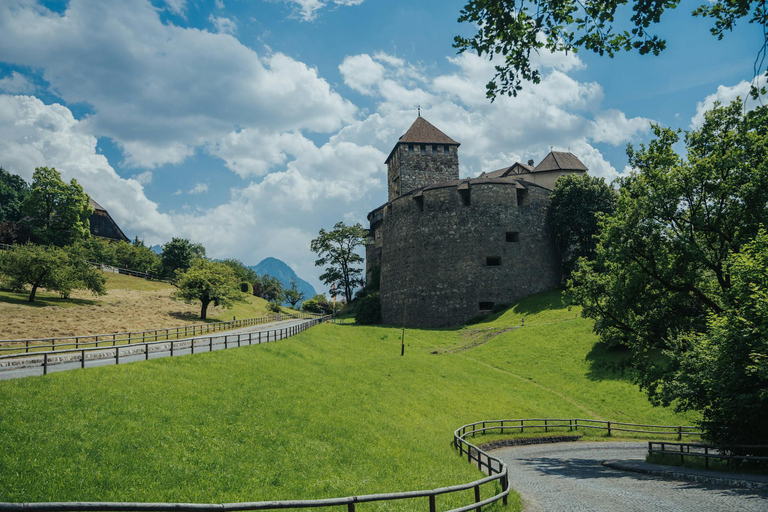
<box><xmin>491</xmin><ymin>442</ymin><xmax>768</xmax><ymax>512</ymax></box>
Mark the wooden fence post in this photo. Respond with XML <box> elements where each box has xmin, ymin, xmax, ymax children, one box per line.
<box><xmin>43</xmin><ymin>352</ymin><xmax>48</xmax><ymax>375</ymax></box>
<box><xmin>474</xmin><ymin>485</ymin><xmax>481</xmax><ymax>512</ymax></box>
<box><xmin>115</xmin><ymin>346</ymin><xmax>120</xmax><ymax>365</ymax></box>
<box><xmin>429</xmin><ymin>495</ymin><xmax>436</xmax><ymax>512</ymax></box>
<box><xmin>677</xmin><ymin>426</ymin><xmax>682</xmax><ymax>441</ymax></box>
<box><xmin>607</xmin><ymin>422</ymin><xmax>611</xmax><ymax>437</ymax></box>
<box><xmin>82</xmin><ymin>349</ymin><xmax>86</xmax><ymax>368</ymax></box>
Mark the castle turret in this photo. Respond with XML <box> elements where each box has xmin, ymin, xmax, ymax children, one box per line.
<box><xmin>385</xmin><ymin>116</ymin><xmax>460</xmax><ymax>201</ymax></box>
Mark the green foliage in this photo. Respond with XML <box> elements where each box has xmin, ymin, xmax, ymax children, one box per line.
<box><xmin>161</xmin><ymin>238</ymin><xmax>206</xmax><ymax>278</ymax></box>
<box><xmin>0</xmin><ymin>243</ymin><xmax>106</xmax><ymax>302</ymax></box>
<box><xmin>354</xmin><ymin>292</ymin><xmax>382</xmax><ymax>325</ymax></box>
<box><xmin>302</xmin><ymin>294</ymin><xmax>333</xmax><ymax>314</ymax></box>
<box><xmin>570</xmin><ymin>99</ymin><xmax>768</xmax><ymax>444</ymax></box>
<box><xmin>266</xmin><ymin>301</ymin><xmax>282</xmax><ymax>314</ymax></box>
<box><xmin>283</xmin><ymin>279</ymin><xmax>305</xmax><ymax>309</ymax></box>
<box><xmin>172</xmin><ymin>259</ymin><xmax>245</xmax><ymax>319</ymax></box>
<box><xmin>22</xmin><ymin>167</ymin><xmax>92</xmax><ymax>246</ymax></box>
<box><xmin>74</xmin><ymin>237</ymin><xmax>161</xmax><ymax>274</ymax></box>
<box><xmin>454</xmin><ymin>0</ymin><xmax>767</xmax><ymax>99</ymax></box>
<box><xmin>548</xmin><ymin>174</ymin><xmax>617</xmax><ymax>275</ymax></box>
<box><xmin>219</xmin><ymin>258</ymin><xmax>258</xmax><ymax>288</ymax></box>
<box><xmin>252</xmin><ymin>273</ymin><xmax>284</xmax><ymax>303</ymax></box>
<box><xmin>310</xmin><ymin>221</ymin><xmax>367</xmax><ymax>304</ymax></box>
<box><xmin>0</xmin><ymin>167</ymin><xmax>29</xmax><ymax>223</ymax></box>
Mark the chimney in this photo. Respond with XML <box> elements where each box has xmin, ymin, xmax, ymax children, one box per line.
<box><xmin>527</xmin><ymin>159</ymin><xmax>534</xmax><ymax>166</ymax></box>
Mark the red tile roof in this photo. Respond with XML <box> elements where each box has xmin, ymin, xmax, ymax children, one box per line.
<box><xmin>397</xmin><ymin>116</ymin><xmax>460</xmax><ymax>145</ymax></box>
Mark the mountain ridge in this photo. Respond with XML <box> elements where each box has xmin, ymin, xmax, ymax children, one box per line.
<box><xmin>249</xmin><ymin>257</ymin><xmax>316</xmax><ymax>306</ymax></box>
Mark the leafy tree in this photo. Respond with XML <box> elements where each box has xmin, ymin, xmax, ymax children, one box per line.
<box><xmin>172</xmin><ymin>259</ymin><xmax>245</xmax><ymax>320</ymax></box>
<box><xmin>219</xmin><ymin>258</ymin><xmax>258</xmax><ymax>290</ymax></box>
<box><xmin>310</xmin><ymin>221</ymin><xmax>367</xmax><ymax>304</ymax></box>
<box><xmin>355</xmin><ymin>292</ymin><xmax>382</xmax><ymax>325</ymax></box>
<box><xmin>0</xmin><ymin>243</ymin><xmax>106</xmax><ymax>302</ymax></box>
<box><xmin>302</xmin><ymin>294</ymin><xmax>333</xmax><ymax>314</ymax></box>
<box><xmin>548</xmin><ymin>174</ymin><xmax>617</xmax><ymax>275</ymax></box>
<box><xmin>0</xmin><ymin>167</ymin><xmax>29</xmax><ymax>223</ymax></box>
<box><xmin>161</xmin><ymin>238</ymin><xmax>206</xmax><ymax>278</ymax></box>
<box><xmin>252</xmin><ymin>273</ymin><xmax>284</xmax><ymax>303</ymax></box>
<box><xmin>570</xmin><ymin>99</ymin><xmax>768</xmax><ymax>444</ymax></box>
<box><xmin>454</xmin><ymin>0</ymin><xmax>767</xmax><ymax>99</ymax></box>
<box><xmin>22</xmin><ymin>167</ymin><xmax>92</xmax><ymax>246</ymax></box>
<box><xmin>267</xmin><ymin>301</ymin><xmax>282</xmax><ymax>314</ymax></box>
<box><xmin>284</xmin><ymin>279</ymin><xmax>305</xmax><ymax>309</ymax></box>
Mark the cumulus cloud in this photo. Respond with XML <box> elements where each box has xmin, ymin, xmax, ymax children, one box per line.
<box><xmin>278</xmin><ymin>0</ymin><xmax>365</xmax><ymax>21</ymax></box>
<box><xmin>188</xmin><ymin>183</ymin><xmax>209</xmax><ymax>194</ymax></box>
<box><xmin>690</xmin><ymin>77</ymin><xmax>766</xmax><ymax>128</ymax></box>
<box><xmin>132</xmin><ymin>170</ymin><xmax>153</xmax><ymax>185</ymax></box>
<box><xmin>0</xmin><ymin>71</ymin><xmax>34</xmax><ymax>94</ymax></box>
<box><xmin>209</xmin><ymin>14</ymin><xmax>236</xmax><ymax>35</ymax></box>
<box><xmin>0</xmin><ymin>0</ymin><xmax>356</xmax><ymax>168</ymax></box>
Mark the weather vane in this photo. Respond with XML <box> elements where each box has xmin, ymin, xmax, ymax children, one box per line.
<box><xmin>417</xmin><ymin>104</ymin><xmax>421</xmax><ymax>117</ymax></box>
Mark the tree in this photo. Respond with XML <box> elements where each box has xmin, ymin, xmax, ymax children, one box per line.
<box><xmin>354</xmin><ymin>292</ymin><xmax>382</xmax><ymax>325</ymax></box>
<box><xmin>0</xmin><ymin>167</ymin><xmax>29</xmax><ymax>223</ymax></box>
<box><xmin>284</xmin><ymin>279</ymin><xmax>305</xmax><ymax>309</ymax></box>
<box><xmin>172</xmin><ymin>259</ymin><xmax>245</xmax><ymax>320</ymax></box>
<box><xmin>548</xmin><ymin>174</ymin><xmax>617</xmax><ymax>275</ymax></box>
<box><xmin>161</xmin><ymin>238</ymin><xmax>206</xmax><ymax>278</ymax></box>
<box><xmin>0</xmin><ymin>243</ymin><xmax>106</xmax><ymax>302</ymax></box>
<box><xmin>252</xmin><ymin>273</ymin><xmax>284</xmax><ymax>303</ymax></box>
<box><xmin>569</xmin><ymin>99</ymin><xmax>768</xmax><ymax>444</ymax></box>
<box><xmin>310</xmin><ymin>222</ymin><xmax>367</xmax><ymax>304</ymax></box>
<box><xmin>219</xmin><ymin>258</ymin><xmax>258</xmax><ymax>291</ymax></box>
<box><xmin>302</xmin><ymin>294</ymin><xmax>333</xmax><ymax>314</ymax></box>
<box><xmin>22</xmin><ymin>167</ymin><xmax>92</xmax><ymax>246</ymax></box>
<box><xmin>454</xmin><ymin>0</ymin><xmax>767</xmax><ymax>99</ymax></box>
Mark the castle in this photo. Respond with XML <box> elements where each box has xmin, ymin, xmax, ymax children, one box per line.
<box><xmin>365</xmin><ymin>116</ymin><xmax>587</xmax><ymax>328</ymax></box>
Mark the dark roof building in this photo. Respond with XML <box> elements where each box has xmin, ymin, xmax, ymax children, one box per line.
<box><xmin>89</xmin><ymin>198</ymin><xmax>129</xmax><ymax>242</ymax></box>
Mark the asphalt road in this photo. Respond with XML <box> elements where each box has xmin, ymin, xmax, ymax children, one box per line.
<box><xmin>0</xmin><ymin>318</ymin><xmax>313</xmax><ymax>380</ymax></box>
<box><xmin>492</xmin><ymin>442</ymin><xmax>768</xmax><ymax>512</ymax></box>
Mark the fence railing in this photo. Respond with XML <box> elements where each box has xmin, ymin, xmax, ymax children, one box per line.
<box><xmin>648</xmin><ymin>441</ymin><xmax>768</xmax><ymax>470</ymax></box>
<box><xmin>0</xmin><ymin>316</ymin><xmax>328</xmax><ymax>377</ymax></box>
<box><xmin>0</xmin><ymin>312</ymin><xmax>322</xmax><ymax>355</ymax></box>
<box><xmin>454</xmin><ymin>418</ymin><xmax>701</xmax><ymax>440</ymax></box>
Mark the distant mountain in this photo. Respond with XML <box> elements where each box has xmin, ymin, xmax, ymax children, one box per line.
<box><xmin>249</xmin><ymin>257</ymin><xmax>316</xmax><ymax>306</ymax></box>
<box><xmin>150</xmin><ymin>244</ymin><xmax>162</xmax><ymax>255</ymax></box>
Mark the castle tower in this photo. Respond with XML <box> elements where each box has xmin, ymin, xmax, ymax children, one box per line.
<box><xmin>385</xmin><ymin>116</ymin><xmax>460</xmax><ymax>201</ymax></box>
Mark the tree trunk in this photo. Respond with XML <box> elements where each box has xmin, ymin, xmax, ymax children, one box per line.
<box><xmin>200</xmin><ymin>298</ymin><xmax>211</xmax><ymax>320</ymax></box>
<box><xmin>29</xmin><ymin>283</ymin><xmax>39</xmax><ymax>303</ymax></box>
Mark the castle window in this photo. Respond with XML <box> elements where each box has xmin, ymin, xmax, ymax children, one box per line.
<box><xmin>408</xmin><ymin>144</ymin><xmax>414</xmax><ymax>154</ymax></box>
<box><xmin>414</xmin><ymin>195</ymin><xmax>424</xmax><ymax>212</ymax></box>
<box><xmin>486</xmin><ymin>256</ymin><xmax>501</xmax><ymax>266</ymax></box>
<box><xmin>459</xmin><ymin>189</ymin><xmax>470</xmax><ymax>206</ymax></box>
<box><xmin>420</xmin><ymin>144</ymin><xmax>426</xmax><ymax>155</ymax></box>
<box><xmin>506</xmin><ymin>231</ymin><xmax>520</xmax><ymax>243</ymax></box>
<box><xmin>479</xmin><ymin>302</ymin><xmax>495</xmax><ymax>311</ymax></box>
<box><xmin>432</xmin><ymin>144</ymin><xmax>439</xmax><ymax>154</ymax></box>
<box><xmin>444</xmin><ymin>145</ymin><xmax>450</xmax><ymax>154</ymax></box>
<box><xmin>517</xmin><ymin>188</ymin><xmax>528</xmax><ymax>206</ymax></box>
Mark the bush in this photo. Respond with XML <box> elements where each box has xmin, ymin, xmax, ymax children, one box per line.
<box><xmin>267</xmin><ymin>301</ymin><xmax>282</xmax><ymax>314</ymax></box>
<box><xmin>355</xmin><ymin>293</ymin><xmax>381</xmax><ymax>325</ymax></box>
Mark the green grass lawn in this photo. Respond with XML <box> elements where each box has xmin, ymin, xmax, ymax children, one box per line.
<box><xmin>0</xmin><ymin>291</ymin><xmax>695</xmax><ymax>511</ymax></box>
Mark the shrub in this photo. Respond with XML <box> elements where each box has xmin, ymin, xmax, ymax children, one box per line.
<box><xmin>355</xmin><ymin>293</ymin><xmax>381</xmax><ymax>325</ymax></box>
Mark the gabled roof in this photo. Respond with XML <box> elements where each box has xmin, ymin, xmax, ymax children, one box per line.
<box><xmin>89</xmin><ymin>198</ymin><xmax>106</xmax><ymax>212</ymax></box>
<box><xmin>480</xmin><ymin>162</ymin><xmax>534</xmax><ymax>179</ymax></box>
<box><xmin>533</xmin><ymin>151</ymin><xmax>588</xmax><ymax>172</ymax></box>
<box><xmin>398</xmin><ymin>116</ymin><xmax>460</xmax><ymax>145</ymax></box>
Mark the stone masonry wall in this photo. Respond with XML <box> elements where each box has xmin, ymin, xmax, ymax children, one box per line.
<box><xmin>378</xmin><ymin>182</ymin><xmax>561</xmax><ymax>328</ymax></box>
<box><xmin>388</xmin><ymin>144</ymin><xmax>459</xmax><ymax>201</ymax></box>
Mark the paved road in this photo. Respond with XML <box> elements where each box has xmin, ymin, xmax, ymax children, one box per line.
<box><xmin>0</xmin><ymin>318</ymin><xmax>314</xmax><ymax>380</ymax></box>
<box><xmin>492</xmin><ymin>442</ymin><xmax>768</xmax><ymax>512</ymax></box>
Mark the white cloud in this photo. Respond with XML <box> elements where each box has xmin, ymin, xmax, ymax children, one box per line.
<box><xmin>188</xmin><ymin>183</ymin><xmax>209</xmax><ymax>194</ymax></box>
<box><xmin>0</xmin><ymin>0</ymin><xmax>356</xmax><ymax>168</ymax></box>
<box><xmin>173</xmin><ymin>189</ymin><xmax>183</xmax><ymax>196</ymax></box>
<box><xmin>0</xmin><ymin>71</ymin><xmax>34</xmax><ymax>94</ymax></box>
<box><xmin>215</xmin><ymin>0</ymin><xmax>225</xmax><ymax>8</ymax></box>
<box><xmin>691</xmin><ymin>77</ymin><xmax>766</xmax><ymax>128</ymax></box>
<box><xmin>208</xmin><ymin>14</ymin><xmax>236</xmax><ymax>35</ymax></box>
<box><xmin>339</xmin><ymin>54</ymin><xmax>385</xmax><ymax>95</ymax></box>
<box><xmin>589</xmin><ymin>110</ymin><xmax>652</xmax><ymax>146</ymax></box>
<box><xmin>164</xmin><ymin>0</ymin><xmax>186</xmax><ymax>16</ymax></box>
<box><xmin>132</xmin><ymin>170</ymin><xmax>153</xmax><ymax>185</ymax></box>
<box><xmin>277</xmin><ymin>0</ymin><xmax>365</xmax><ymax>22</ymax></box>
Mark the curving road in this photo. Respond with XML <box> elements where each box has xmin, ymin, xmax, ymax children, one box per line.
<box><xmin>491</xmin><ymin>442</ymin><xmax>768</xmax><ymax>512</ymax></box>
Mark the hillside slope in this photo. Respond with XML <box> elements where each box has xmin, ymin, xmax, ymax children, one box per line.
<box><xmin>250</xmin><ymin>257</ymin><xmax>316</xmax><ymax>304</ymax></box>
<box><xmin>0</xmin><ymin>290</ymin><xmax>695</xmax><ymax>510</ymax></box>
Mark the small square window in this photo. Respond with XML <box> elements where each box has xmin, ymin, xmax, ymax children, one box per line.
<box><xmin>517</xmin><ymin>188</ymin><xmax>528</xmax><ymax>205</ymax></box>
<box><xmin>432</xmin><ymin>144</ymin><xmax>439</xmax><ymax>154</ymax></box>
<box><xmin>486</xmin><ymin>256</ymin><xmax>501</xmax><ymax>266</ymax></box>
<box><xmin>479</xmin><ymin>302</ymin><xmax>495</xmax><ymax>311</ymax></box>
<box><xmin>459</xmin><ymin>189</ymin><xmax>470</xmax><ymax>206</ymax></box>
<box><xmin>444</xmin><ymin>145</ymin><xmax>450</xmax><ymax>154</ymax></box>
<box><xmin>408</xmin><ymin>144</ymin><xmax>414</xmax><ymax>154</ymax></box>
<box><xmin>414</xmin><ymin>195</ymin><xmax>424</xmax><ymax>212</ymax></box>
<box><xmin>420</xmin><ymin>144</ymin><xmax>426</xmax><ymax>155</ymax></box>
<box><xmin>506</xmin><ymin>232</ymin><xmax>520</xmax><ymax>242</ymax></box>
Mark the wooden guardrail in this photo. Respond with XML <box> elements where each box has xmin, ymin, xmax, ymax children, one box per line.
<box><xmin>648</xmin><ymin>441</ymin><xmax>768</xmax><ymax>470</ymax></box>
<box><xmin>0</xmin><ymin>313</ymin><xmax>321</xmax><ymax>355</ymax></box>
<box><xmin>455</xmin><ymin>418</ymin><xmax>701</xmax><ymax>440</ymax></box>
<box><xmin>0</xmin><ymin>316</ymin><xmax>328</xmax><ymax>377</ymax></box>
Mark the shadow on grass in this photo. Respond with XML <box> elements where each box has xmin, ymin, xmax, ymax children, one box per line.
<box><xmin>0</xmin><ymin>290</ymin><xmax>98</xmax><ymax>308</ymax></box>
<box><xmin>585</xmin><ymin>341</ymin><xmax>633</xmax><ymax>381</ymax></box>
<box><xmin>167</xmin><ymin>311</ymin><xmax>213</xmax><ymax>323</ymax></box>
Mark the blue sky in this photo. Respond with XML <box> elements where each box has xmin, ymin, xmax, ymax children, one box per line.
<box><xmin>0</xmin><ymin>0</ymin><xmax>761</xmax><ymax>292</ymax></box>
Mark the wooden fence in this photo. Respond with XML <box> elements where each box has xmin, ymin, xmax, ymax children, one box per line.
<box><xmin>455</xmin><ymin>418</ymin><xmax>701</xmax><ymax>440</ymax></box>
<box><xmin>0</xmin><ymin>313</ymin><xmax>321</xmax><ymax>355</ymax></box>
<box><xmin>648</xmin><ymin>441</ymin><xmax>768</xmax><ymax>469</ymax></box>
<box><xmin>0</xmin><ymin>316</ymin><xmax>327</xmax><ymax>377</ymax></box>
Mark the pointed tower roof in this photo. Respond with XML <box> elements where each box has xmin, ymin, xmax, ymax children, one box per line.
<box><xmin>533</xmin><ymin>151</ymin><xmax>588</xmax><ymax>172</ymax></box>
<box><xmin>397</xmin><ymin>116</ymin><xmax>460</xmax><ymax>145</ymax></box>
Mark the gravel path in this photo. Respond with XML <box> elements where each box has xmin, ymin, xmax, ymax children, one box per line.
<box><xmin>491</xmin><ymin>442</ymin><xmax>768</xmax><ymax>512</ymax></box>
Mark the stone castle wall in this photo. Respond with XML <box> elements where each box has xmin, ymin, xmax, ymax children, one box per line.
<box><xmin>377</xmin><ymin>181</ymin><xmax>561</xmax><ymax>328</ymax></box>
<box><xmin>388</xmin><ymin>144</ymin><xmax>459</xmax><ymax>201</ymax></box>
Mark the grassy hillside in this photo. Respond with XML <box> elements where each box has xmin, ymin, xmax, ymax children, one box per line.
<box><xmin>0</xmin><ymin>272</ymin><xmax>282</xmax><ymax>340</ymax></box>
<box><xmin>0</xmin><ymin>291</ymin><xmax>695</xmax><ymax>511</ymax></box>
